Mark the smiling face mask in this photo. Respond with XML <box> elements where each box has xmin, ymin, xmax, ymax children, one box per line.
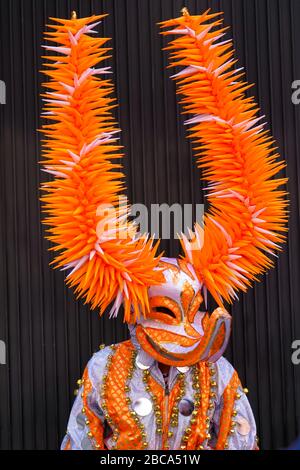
<box><xmin>135</xmin><ymin>258</ymin><xmax>232</xmax><ymax>367</ymax></box>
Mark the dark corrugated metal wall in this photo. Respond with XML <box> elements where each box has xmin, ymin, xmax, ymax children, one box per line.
<box><xmin>0</xmin><ymin>0</ymin><xmax>299</xmax><ymax>450</ymax></box>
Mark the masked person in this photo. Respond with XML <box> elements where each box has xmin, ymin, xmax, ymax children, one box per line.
<box><xmin>40</xmin><ymin>9</ymin><xmax>287</xmax><ymax>450</ymax></box>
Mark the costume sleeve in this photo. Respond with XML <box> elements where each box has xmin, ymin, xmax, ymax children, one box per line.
<box><xmin>61</xmin><ymin>362</ymin><xmax>106</xmax><ymax>450</ymax></box>
<box><xmin>209</xmin><ymin>357</ymin><xmax>257</xmax><ymax>450</ymax></box>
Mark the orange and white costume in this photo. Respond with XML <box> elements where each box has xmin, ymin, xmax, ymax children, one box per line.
<box><xmin>40</xmin><ymin>9</ymin><xmax>287</xmax><ymax>450</ymax></box>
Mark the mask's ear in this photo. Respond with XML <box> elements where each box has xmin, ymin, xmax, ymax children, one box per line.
<box><xmin>197</xmin><ymin>308</ymin><xmax>232</xmax><ymax>363</ymax></box>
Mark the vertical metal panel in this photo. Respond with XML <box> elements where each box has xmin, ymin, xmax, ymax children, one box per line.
<box><xmin>0</xmin><ymin>0</ymin><xmax>299</xmax><ymax>449</ymax></box>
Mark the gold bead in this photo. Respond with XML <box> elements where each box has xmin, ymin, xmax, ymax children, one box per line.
<box><xmin>182</xmin><ymin>435</ymin><xmax>189</xmax><ymax>442</ymax></box>
<box><xmin>74</xmin><ymin>389</ymin><xmax>78</xmax><ymax>396</ymax></box>
<box><xmin>125</xmin><ymin>385</ymin><xmax>130</xmax><ymax>392</ymax></box>
<box><xmin>236</xmin><ymin>393</ymin><xmax>241</xmax><ymax>399</ymax></box>
<box><xmin>192</xmin><ymin>410</ymin><xmax>198</xmax><ymax>416</ymax></box>
<box><xmin>198</xmin><ymin>445</ymin><xmax>204</xmax><ymax>450</ymax></box>
<box><xmin>230</xmin><ymin>428</ymin><xmax>235</xmax><ymax>434</ymax></box>
<box><xmin>243</xmin><ymin>388</ymin><xmax>249</xmax><ymax>394</ymax></box>
<box><xmin>77</xmin><ymin>379</ymin><xmax>82</xmax><ymax>386</ymax></box>
<box><xmin>210</xmin><ymin>392</ymin><xmax>216</xmax><ymax>398</ymax></box>
<box><xmin>141</xmin><ymin>432</ymin><xmax>147</xmax><ymax>438</ymax></box>
<box><xmin>209</xmin><ymin>369</ymin><xmax>215</xmax><ymax>376</ymax></box>
<box><xmin>99</xmin><ymin>344</ymin><xmax>105</xmax><ymax>350</ymax></box>
<box><xmin>206</xmin><ymin>423</ymin><xmax>210</xmax><ymax>429</ymax></box>
<box><xmin>155</xmin><ymin>411</ymin><xmax>161</xmax><ymax>417</ymax></box>
<box><xmin>208</xmin><ymin>403</ymin><xmax>214</xmax><ymax>410</ymax></box>
<box><xmin>95</xmin><ymin>443</ymin><xmax>101</xmax><ymax>449</ymax></box>
<box><xmin>112</xmin><ymin>435</ymin><xmax>118</xmax><ymax>442</ymax></box>
<box><xmin>156</xmin><ymin>428</ymin><xmax>163</xmax><ymax>434</ymax></box>
<box><xmin>206</xmin><ymin>416</ymin><xmax>210</xmax><ymax>422</ymax></box>
<box><xmin>206</xmin><ymin>433</ymin><xmax>211</xmax><ymax>440</ymax></box>
<box><xmin>87</xmin><ymin>431</ymin><xmax>93</xmax><ymax>438</ymax></box>
<box><xmin>191</xmin><ymin>418</ymin><xmax>197</xmax><ymax>424</ymax></box>
<box><xmin>224</xmin><ymin>442</ymin><xmax>229</xmax><ymax>449</ymax></box>
<box><xmin>210</xmin><ymin>381</ymin><xmax>217</xmax><ymax>387</ymax></box>
<box><xmin>168</xmin><ymin>431</ymin><xmax>173</xmax><ymax>438</ymax></box>
<box><xmin>85</xmin><ymin>419</ymin><xmax>90</xmax><ymax>425</ymax></box>
<box><xmin>180</xmin><ymin>445</ymin><xmax>186</xmax><ymax>450</ymax></box>
<box><xmin>232</xmin><ymin>410</ymin><xmax>237</xmax><ymax>417</ymax></box>
<box><xmin>143</xmin><ymin>442</ymin><xmax>148</xmax><ymax>448</ymax></box>
<box><xmin>185</xmin><ymin>427</ymin><xmax>192</xmax><ymax>434</ymax></box>
<box><xmin>126</xmin><ymin>398</ymin><xmax>131</xmax><ymax>404</ymax></box>
<box><xmin>82</xmin><ymin>408</ymin><xmax>86</xmax><ymax>414</ymax></box>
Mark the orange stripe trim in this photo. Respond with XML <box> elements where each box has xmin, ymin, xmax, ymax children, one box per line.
<box><xmin>82</xmin><ymin>368</ymin><xmax>105</xmax><ymax>450</ymax></box>
<box><xmin>215</xmin><ymin>371</ymin><xmax>240</xmax><ymax>449</ymax></box>
<box><xmin>191</xmin><ymin>363</ymin><xmax>211</xmax><ymax>449</ymax></box>
<box><xmin>63</xmin><ymin>437</ymin><xmax>71</xmax><ymax>450</ymax></box>
<box><xmin>105</xmin><ymin>342</ymin><xmax>144</xmax><ymax>450</ymax></box>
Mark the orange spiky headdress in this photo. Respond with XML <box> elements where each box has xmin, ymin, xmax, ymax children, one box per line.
<box><xmin>40</xmin><ymin>10</ymin><xmax>287</xmax><ymax>324</ymax></box>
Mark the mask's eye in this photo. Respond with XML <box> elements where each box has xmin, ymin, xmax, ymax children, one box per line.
<box><xmin>152</xmin><ymin>306</ymin><xmax>177</xmax><ymax>319</ymax></box>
